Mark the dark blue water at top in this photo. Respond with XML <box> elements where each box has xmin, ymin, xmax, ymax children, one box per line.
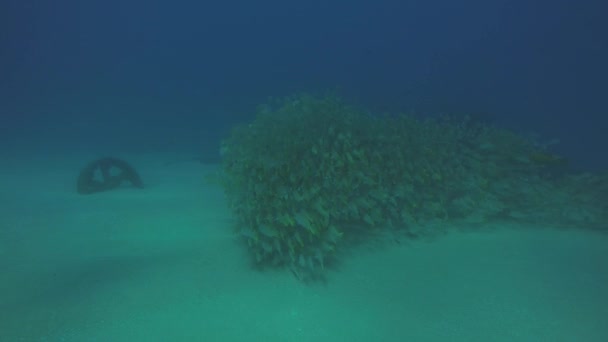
<box><xmin>1</xmin><ymin>0</ymin><xmax>606</xmax><ymax>169</ymax></box>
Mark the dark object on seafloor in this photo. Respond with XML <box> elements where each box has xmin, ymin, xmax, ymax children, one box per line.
<box><xmin>77</xmin><ymin>157</ymin><xmax>144</xmax><ymax>194</ymax></box>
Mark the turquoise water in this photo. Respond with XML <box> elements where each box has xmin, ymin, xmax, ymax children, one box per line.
<box><xmin>2</xmin><ymin>1</ymin><xmax>607</xmax><ymax>340</ymax></box>
<box><xmin>1</xmin><ymin>155</ymin><xmax>606</xmax><ymax>341</ymax></box>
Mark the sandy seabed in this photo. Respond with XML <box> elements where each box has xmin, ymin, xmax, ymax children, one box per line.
<box><xmin>1</xmin><ymin>152</ymin><xmax>607</xmax><ymax>342</ymax></box>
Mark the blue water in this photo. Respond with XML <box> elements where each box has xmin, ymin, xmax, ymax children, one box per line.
<box><xmin>2</xmin><ymin>0</ymin><xmax>606</xmax><ymax>169</ymax></box>
<box><xmin>1</xmin><ymin>1</ymin><xmax>607</xmax><ymax>341</ymax></box>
